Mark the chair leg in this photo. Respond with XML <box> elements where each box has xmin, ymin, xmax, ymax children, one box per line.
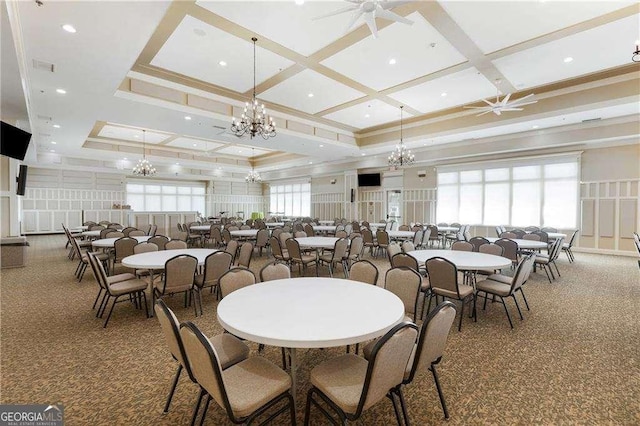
<box><xmin>92</xmin><ymin>289</ymin><xmax>103</xmax><ymax>310</ymax></box>
<box><xmin>141</xmin><ymin>291</ymin><xmax>149</xmax><ymax>318</ymax></box>
<box><xmin>103</xmin><ymin>295</ymin><xmax>120</xmax><ymax>328</ymax></box>
<box><xmin>97</xmin><ymin>293</ymin><xmax>110</xmax><ymax>318</ymax></box>
<box><xmin>198</xmin><ymin>395</ymin><xmax>211</xmax><ymax>426</ymax></box>
<box><xmin>553</xmin><ymin>261</ymin><xmax>561</xmax><ymax>277</ymax></box>
<box><xmin>388</xmin><ymin>391</ymin><xmax>403</xmax><ymax>426</ymax></box>
<box><xmin>431</xmin><ymin>364</ymin><xmax>449</xmax><ymax>419</ymax></box>
<box><xmin>457</xmin><ymin>299</ymin><xmax>464</xmax><ymax>332</ymax></box>
<box><xmin>512</xmin><ymin>295</ymin><xmax>524</xmax><ymax>320</ymax></box>
<box><xmin>542</xmin><ymin>265</ymin><xmax>552</xmax><ymax>283</ymax></box>
<box><xmin>500</xmin><ymin>297</ymin><xmax>513</xmax><ymax>329</ymax></box>
<box><xmin>397</xmin><ymin>387</ymin><xmax>411</xmax><ymax>426</ymax></box>
<box><xmin>519</xmin><ymin>288</ymin><xmax>530</xmax><ymax>311</ymax></box>
<box><xmin>163</xmin><ymin>364</ymin><xmax>183</xmax><ymax>414</ymax></box>
<box><xmin>190</xmin><ymin>389</ymin><xmax>205</xmax><ymax>426</ymax></box>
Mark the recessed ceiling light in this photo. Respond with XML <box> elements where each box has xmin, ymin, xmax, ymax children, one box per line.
<box><xmin>184</xmin><ymin>116</ymin><xmax>192</xmax><ymax>120</ymax></box>
<box><xmin>53</xmin><ymin>124</ymin><xmax>60</xmax><ymax>128</ymax></box>
<box><xmin>308</xmin><ymin>161</ymin><xmax>313</xmax><ymax>164</ymax></box>
<box><xmin>56</xmin><ymin>88</ymin><xmax>66</xmax><ymax>94</ymax></box>
<box><xmin>441</xmin><ymin>92</ymin><xmax>447</xmax><ymax>97</ymax></box>
<box><xmin>295</xmin><ymin>0</ymin><xmax>304</xmax><ymax>5</ymax></box>
<box><xmin>364</xmin><ymin>114</ymin><xmax>370</xmax><ymax>118</ymax></box>
<box><xmin>532</xmin><ymin>125</ymin><xmax>539</xmax><ymax>129</ymax></box>
<box><xmin>564</xmin><ymin>57</ymin><xmax>573</xmax><ymax>63</ymax></box>
<box><xmin>134</xmin><ymin>135</ymin><xmax>140</xmax><ymax>139</ymax></box>
<box><xmin>123</xmin><ymin>157</ymin><xmax>127</xmax><ymax>160</ymax></box>
<box><xmin>361</xmin><ymin>153</ymin><xmax>365</xmax><ymax>156</ymax></box>
<box><xmin>50</xmin><ymin>149</ymin><xmax>55</xmax><ymax>152</ymax></box>
<box><xmin>218</xmin><ymin>60</ymin><xmax>227</xmax><ymax>67</ymax></box>
<box><xmin>319</xmin><ymin>144</ymin><xmax>324</xmax><ymax>148</ymax></box>
<box><xmin>51</xmin><ymin>141</ymin><xmax>57</xmax><ymax>144</ymax></box>
<box><xmin>175</xmin><ymin>162</ymin><xmax>180</xmax><ymax>165</ymax></box>
<box><xmin>308</xmin><ymin>93</ymin><xmax>314</xmax><ymax>98</ymax></box>
<box><xmin>388</xmin><ymin>58</ymin><xmax>396</xmax><ymax>65</ymax></box>
<box><xmin>62</xmin><ymin>24</ymin><xmax>76</xmax><ymax>33</ymax></box>
<box><xmin>193</xmin><ymin>143</ymin><xmax>197</xmax><ymax>147</ymax></box>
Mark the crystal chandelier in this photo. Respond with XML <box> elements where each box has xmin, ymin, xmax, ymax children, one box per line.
<box><xmin>231</xmin><ymin>37</ymin><xmax>276</xmax><ymax>140</ymax></box>
<box><xmin>132</xmin><ymin>130</ymin><xmax>156</xmax><ymax>177</ymax></box>
<box><xmin>388</xmin><ymin>106</ymin><xmax>414</xmax><ymax>167</ymax></box>
<box><xmin>245</xmin><ymin>148</ymin><xmax>262</xmax><ymax>183</ymax></box>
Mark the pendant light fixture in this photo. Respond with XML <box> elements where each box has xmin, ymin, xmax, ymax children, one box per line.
<box><xmin>388</xmin><ymin>106</ymin><xmax>414</xmax><ymax>168</ymax></box>
<box><xmin>132</xmin><ymin>130</ymin><xmax>156</xmax><ymax>176</ymax></box>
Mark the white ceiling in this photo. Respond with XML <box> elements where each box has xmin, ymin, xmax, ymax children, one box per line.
<box><xmin>99</xmin><ymin>125</ymin><xmax>170</xmax><ymax>144</ymax></box>
<box><xmin>6</xmin><ymin>0</ymin><xmax>638</xmax><ymax>179</ymax></box>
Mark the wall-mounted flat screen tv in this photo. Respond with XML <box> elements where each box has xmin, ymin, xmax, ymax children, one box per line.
<box><xmin>1</xmin><ymin>121</ymin><xmax>32</xmax><ymax>161</ymax></box>
<box><xmin>357</xmin><ymin>173</ymin><xmax>381</xmax><ymax>187</ymax></box>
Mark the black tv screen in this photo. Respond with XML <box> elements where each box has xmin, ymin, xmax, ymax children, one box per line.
<box><xmin>358</xmin><ymin>173</ymin><xmax>381</xmax><ymax>187</ymax></box>
<box><xmin>16</xmin><ymin>164</ymin><xmax>27</xmax><ymax>196</ymax></box>
<box><xmin>1</xmin><ymin>121</ymin><xmax>32</xmax><ymax>161</ymax></box>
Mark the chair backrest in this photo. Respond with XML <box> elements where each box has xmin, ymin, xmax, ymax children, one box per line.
<box><xmin>149</xmin><ymin>224</ymin><xmax>158</xmax><ymax>236</ymax></box>
<box><xmin>179</xmin><ymin>322</ymin><xmax>232</xmax><ymax>417</ymax></box>
<box><xmin>148</xmin><ymin>235</ymin><xmax>169</xmax><ymax>250</ymax></box>
<box><xmin>437</xmin><ymin>222</ymin><xmax>448</xmax><ymax>227</ymax></box>
<box><xmin>401</xmin><ymin>241</ymin><xmax>415</xmax><ymax>253</ymax></box>
<box><xmin>361</xmin><ymin>228</ymin><xmax>374</xmax><ymax>244</ymax></box>
<box><xmin>128</xmin><ymin>230</ymin><xmax>146</xmax><ymax>237</ymax></box>
<box><xmin>99</xmin><ymin>220</ymin><xmax>111</xmax><ymax>226</ymax></box>
<box><xmin>495</xmin><ymin>238</ymin><xmax>518</xmax><ymax>263</ymax></box>
<box><xmin>269</xmin><ymin>236</ymin><xmax>284</xmax><ymax>260</ymax></box>
<box><xmin>255</xmin><ymin>229</ymin><xmax>269</xmax><ymax>248</ymax></box>
<box><xmin>114</xmin><ymin>237</ymin><xmax>138</xmax><ymax>262</ymax></box>
<box><xmin>384</xmin><ymin>267</ymin><xmax>422</xmax><ymax>319</ymax></box>
<box><xmin>495</xmin><ymin>226</ymin><xmax>503</xmax><ymax>237</ymax></box>
<box><xmin>407</xmin><ymin>301</ymin><xmax>457</xmax><ymax>382</ymax></box>
<box><xmin>451</xmin><ymin>241</ymin><xmax>473</xmax><ymax>252</ymax></box>
<box><xmin>175</xmin><ymin>231</ymin><xmax>188</xmax><ymax>242</ymax></box>
<box><xmin>376</xmin><ymin>230</ymin><xmax>390</xmax><ymax>246</ymax></box>
<box><xmin>161</xmin><ymin>255</ymin><xmax>197</xmax><ymax>294</ymax></box>
<box><xmin>122</xmin><ymin>227</ymin><xmax>137</xmax><ymax>236</ymax></box>
<box><xmin>303</xmin><ymin>224</ymin><xmax>315</xmax><ymax>237</ymax></box>
<box><xmin>271</xmin><ymin>228</ymin><xmax>283</xmax><ymax>240</ymax></box>
<box><xmin>541</xmin><ymin>227</ymin><xmax>558</xmax><ymax>233</ymax></box>
<box><xmin>357</xmin><ymin>322</ymin><xmax>419</xmax><ymax>416</ymax></box>
<box><xmin>134</xmin><ymin>242</ymin><xmax>158</xmax><ymax>254</ymax></box>
<box><xmin>105</xmin><ymin>231</ymin><xmax>124</xmax><ymax>238</ymax></box>
<box><xmin>500</xmin><ymin>231</ymin><xmax>517</xmax><ymax>239</ymax></box>
<box><xmin>279</xmin><ymin>232</ymin><xmax>292</xmax><ymax>247</ymax></box>
<box><xmin>259</xmin><ymin>261</ymin><xmax>291</xmax><ymax>282</ymax></box>
<box><xmin>86</xmin><ymin>252</ymin><xmax>108</xmax><ymax>291</ymax></box>
<box><xmin>100</xmin><ymin>228</ymin><xmax>117</xmax><ymax>238</ymax></box>
<box><xmin>285</xmin><ymin>238</ymin><xmax>303</xmax><ymax>261</ymax></box>
<box><xmin>154</xmin><ymin>300</ymin><xmax>196</xmax><ymax>382</ymax></box>
<box><xmin>514</xmin><ymin>253</ymin><xmax>536</xmax><ymax>289</ymax></box>
<box><xmin>412</xmin><ymin>230</ymin><xmax>423</xmax><ymax>247</ymax></box>
<box><xmin>390</xmin><ymin>252</ymin><xmax>419</xmax><ymax>271</ymax></box>
<box><xmin>344</xmin><ymin>223</ymin><xmax>353</xmax><ymax>234</ymax></box>
<box><xmin>524</xmin><ymin>226</ymin><xmax>540</xmax><ymax>232</ymax></box>
<box><xmin>90</xmin><ymin>225</ymin><xmax>105</xmax><ymax>231</ymax></box>
<box><xmin>225</xmin><ymin>240</ymin><xmax>239</xmax><ymax>263</ymax></box>
<box><xmin>478</xmin><ymin>243</ymin><xmax>504</xmax><ymax>256</ymax></box>
<box><xmin>330</xmin><ymin>238</ymin><xmax>349</xmax><ymax>261</ymax></box>
<box><xmin>386</xmin><ymin>243</ymin><xmax>402</xmax><ymax>262</ymax></box>
<box><xmin>450</xmin><ymin>223</ymin><xmax>461</xmax><ymax>228</ymax></box>
<box><xmin>425</xmin><ymin>257</ymin><xmax>461</xmax><ymax>298</ymax></box>
<box><xmin>549</xmin><ymin>237</ymin><xmax>564</xmax><ymax>261</ymax></box>
<box><xmin>166</xmin><ymin>240</ymin><xmax>188</xmax><ymax>250</ymax></box>
<box><xmin>522</xmin><ymin>233</ymin><xmax>541</xmax><ymax>241</ymax></box>
<box><xmin>294</xmin><ymin>231</ymin><xmax>307</xmax><ymax>238</ymax></box>
<box><xmin>511</xmin><ymin>229</ymin><xmax>526</xmax><ymax>239</ymax></box>
<box><xmin>349</xmin><ymin>260</ymin><xmax>379</xmax><ymax>285</ymax></box>
<box><xmin>240</xmin><ymin>225</ymin><xmax>251</xmax><ymax>230</ymax></box>
<box><xmin>202</xmin><ymin>251</ymin><xmax>233</xmax><ymax>286</ymax></box>
<box><xmin>398</xmin><ymin>225</ymin><xmax>410</xmax><ymax>231</ymax></box>
<box><xmin>428</xmin><ymin>225</ymin><xmax>439</xmax><ymax>240</ymax></box>
<box><xmin>335</xmin><ymin>230</ymin><xmax>348</xmax><ymax>239</ymax></box>
<box><xmin>236</xmin><ymin>242</ymin><xmax>254</xmax><ymax>268</ymax></box>
<box><xmin>219</xmin><ymin>267</ymin><xmax>256</xmax><ymax>298</ymax></box>
<box><xmin>468</xmin><ymin>237</ymin><xmax>489</xmax><ymax>252</ymax></box>
<box><xmin>566</xmin><ymin>229</ymin><xmax>579</xmax><ymax>248</ymax></box>
<box><xmin>222</xmin><ymin>229</ymin><xmax>232</xmax><ymax>244</ymax></box>
<box><xmin>349</xmin><ymin>236</ymin><xmax>364</xmax><ymax>259</ymax></box>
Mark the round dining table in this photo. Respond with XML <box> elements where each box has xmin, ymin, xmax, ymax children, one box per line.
<box><xmin>91</xmin><ymin>235</ymin><xmax>150</xmax><ymax>248</ymax></box>
<box><xmin>264</xmin><ymin>222</ymin><xmax>284</xmax><ymax>228</ymax></box>
<box><xmin>317</xmin><ymin>220</ymin><xmax>335</xmax><ymax>225</ymax></box>
<box><xmin>295</xmin><ymin>236</ymin><xmax>339</xmax><ymax>250</ymax></box>
<box><xmin>122</xmin><ymin>248</ymin><xmax>218</xmax><ymax>316</ymax></box>
<box><xmin>312</xmin><ymin>225</ymin><xmax>337</xmax><ymax>233</ymax></box>
<box><xmin>486</xmin><ymin>237</ymin><xmax>549</xmax><ymax>250</ymax></box>
<box><xmin>408</xmin><ymin>249</ymin><xmax>512</xmax><ymax>272</ymax></box>
<box><xmin>82</xmin><ymin>230</ymin><xmax>102</xmax><ymax>238</ymax></box>
<box><xmin>190</xmin><ymin>225</ymin><xmax>212</xmax><ymax>232</ymax></box>
<box><xmin>230</xmin><ymin>229</ymin><xmax>259</xmax><ymax>238</ymax></box>
<box><xmin>388</xmin><ymin>230</ymin><xmax>415</xmax><ymax>240</ymax></box>
<box><xmin>436</xmin><ymin>226</ymin><xmax>459</xmax><ymax>233</ymax></box>
<box><xmin>217</xmin><ymin>277</ymin><xmax>405</xmax><ymax>402</ymax></box>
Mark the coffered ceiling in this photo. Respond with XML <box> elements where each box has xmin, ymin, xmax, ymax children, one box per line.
<box><xmin>4</xmin><ymin>0</ymin><xmax>639</xmax><ymax>181</ymax></box>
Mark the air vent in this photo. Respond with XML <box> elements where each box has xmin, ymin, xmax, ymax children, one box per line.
<box><xmin>32</xmin><ymin>59</ymin><xmax>55</xmax><ymax>73</ymax></box>
<box><xmin>212</xmin><ymin>125</ymin><xmax>226</xmax><ymax>130</ymax></box>
<box><xmin>37</xmin><ymin>115</ymin><xmax>52</xmax><ymax>122</ymax></box>
<box><xmin>582</xmin><ymin>118</ymin><xmax>601</xmax><ymax>123</ymax></box>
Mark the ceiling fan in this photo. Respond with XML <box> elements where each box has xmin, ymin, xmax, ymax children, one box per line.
<box><xmin>313</xmin><ymin>0</ymin><xmax>414</xmax><ymax>38</ymax></box>
<box><xmin>464</xmin><ymin>92</ymin><xmax>538</xmax><ymax>116</ymax></box>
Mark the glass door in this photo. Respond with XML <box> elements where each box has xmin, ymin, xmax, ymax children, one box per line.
<box><xmin>386</xmin><ymin>190</ymin><xmax>402</xmax><ymax>227</ymax></box>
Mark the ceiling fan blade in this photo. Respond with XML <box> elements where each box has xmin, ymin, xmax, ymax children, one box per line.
<box><xmin>375</xmin><ymin>9</ymin><xmax>414</xmax><ymax>25</ymax></box>
<box><xmin>344</xmin><ymin>0</ymin><xmax>363</xmax><ymax>4</ymax></box>
<box><xmin>345</xmin><ymin>9</ymin><xmax>365</xmax><ymax>33</ymax></box>
<box><xmin>481</xmin><ymin>98</ymin><xmax>495</xmax><ymax>107</ymax></box>
<box><xmin>476</xmin><ymin>110</ymin><xmax>493</xmax><ymax>116</ymax></box>
<box><xmin>501</xmin><ymin>93</ymin><xmax>512</xmax><ymax>105</ymax></box>
<box><xmin>381</xmin><ymin>1</ymin><xmax>413</xmax><ymax>10</ymax></box>
<box><xmin>508</xmin><ymin>94</ymin><xmax>536</xmax><ymax>104</ymax></box>
<box><xmin>493</xmin><ymin>110</ymin><xmax>502</xmax><ymax>116</ymax></box>
<box><xmin>463</xmin><ymin>106</ymin><xmax>491</xmax><ymax>110</ymax></box>
<box><xmin>362</xmin><ymin>12</ymin><xmax>378</xmax><ymax>37</ymax></box>
<box><xmin>508</xmin><ymin>100</ymin><xmax>538</xmax><ymax>107</ymax></box>
<box><xmin>500</xmin><ymin>108</ymin><xmax>524</xmax><ymax>112</ymax></box>
<box><xmin>313</xmin><ymin>5</ymin><xmax>360</xmax><ymax>20</ymax></box>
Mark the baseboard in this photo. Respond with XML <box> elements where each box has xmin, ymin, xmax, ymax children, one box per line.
<box><xmin>572</xmin><ymin>247</ymin><xmax>637</xmax><ymax>257</ymax></box>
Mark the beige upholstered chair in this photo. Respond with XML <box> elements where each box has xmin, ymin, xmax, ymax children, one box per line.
<box><xmin>562</xmin><ymin>230</ymin><xmax>579</xmax><ymax>262</ymax></box>
<box><xmin>128</xmin><ymin>229</ymin><xmax>146</xmax><ymax>237</ymax></box>
<box><xmin>286</xmin><ymin>238</ymin><xmax>319</xmax><ymax>277</ymax></box>
<box><xmin>385</xmin><ymin>266</ymin><xmax>423</xmax><ymax>322</ymax></box>
<box><xmin>179</xmin><ymin>321</ymin><xmax>294</xmax><ymax>425</ymax></box>
<box><xmin>375</xmin><ymin>230</ymin><xmax>390</xmax><ymax>258</ymax></box>
<box><xmin>194</xmin><ymin>251</ymin><xmax>232</xmax><ymax>302</ymax></box>
<box><xmin>133</xmin><ymin>241</ymin><xmax>158</xmax><ymax>279</ymax></box>
<box><xmin>346</xmin><ymin>235</ymin><xmax>364</xmax><ymax>267</ymax></box>
<box><xmin>468</xmin><ymin>237</ymin><xmax>489</xmax><ymax>252</ymax></box>
<box><xmin>317</xmin><ymin>238</ymin><xmax>348</xmax><ymax>278</ymax></box>
<box><xmin>398</xmin><ymin>224</ymin><xmax>410</xmax><ymax>231</ymax></box>
<box><xmin>87</xmin><ymin>252</ymin><xmax>148</xmax><ymax>327</ymax></box>
<box><xmin>154</xmin><ymin>300</ymin><xmax>249</xmax><ymax>416</ymax></box>
<box><xmin>335</xmin><ymin>230</ymin><xmax>348</xmax><ymax>239</ymax></box>
<box><xmin>425</xmin><ymin>257</ymin><xmax>475</xmax><ymax>331</ymax></box>
<box><xmin>401</xmin><ymin>241</ymin><xmax>415</xmax><ymax>253</ymax></box>
<box><xmin>541</xmin><ymin>227</ymin><xmax>558</xmax><ymax>233</ymax></box>
<box><xmin>386</xmin><ymin>243</ymin><xmax>402</xmax><ymax>264</ymax></box>
<box><xmin>522</xmin><ymin>233</ymin><xmax>541</xmax><ymax>241</ymax></box>
<box><xmin>165</xmin><ymin>240</ymin><xmax>188</xmax><ymax>250</ymax></box>
<box><xmin>348</xmin><ymin>260</ymin><xmax>378</xmax><ymax>285</ymax></box>
<box><xmin>105</xmin><ymin>231</ymin><xmax>124</xmax><ymax>238</ymax></box>
<box><xmin>500</xmin><ymin>231</ymin><xmax>517</xmax><ymax>239</ymax></box>
<box><xmin>100</xmin><ymin>228</ymin><xmax>117</xmax><ymax>239</ymax></box>
<box><xmin>304</xmin><ymin>223</ymin><xmax>315</xmax><ymax>237</ymax></box>
<box><xmin>269</xmin><ymin>236</ymin><xmax>289</xmax><ymax>265</ymax></box>
<box><xmin>259</xmin><ymin>261</ymin><xmax>291</xmax><ymax>282</ymax></box>
<box><xmin>112</xmin><ymin>237</ymin><xmax>137</xmax><ymax>274</ymax></box>
<box><xmin>225</xmin><ymin>240</ymin><xmax>239</xmax><ymax>264</ymax></box>
<box><xmin>476</xmin><ymin>253</ymin><xmax>535</xmax><ymax>328</ymax></box>
<box><xmin>451</xmin><ymin>241</ymin><xmax>473</xmax><ymax>252</ymax></box>
<box><xmin>495</xmin><ymin>238</ymin><xmax>519</xmax><ymax>267</ymax></box>
<box><xmin>209</xmin><ymin>226</ymin><xmax>223</xmax><ymax>248</ymax></box>
<box><xmin>236</xmin><ymin>242</ymin><xmax>254</xmax><ymax>268</ymax></box>
<box><xmin>304</xmin><ymin>322</ymin><xmax>418</xmax><ymax>425</ymax></box>
<box><xmin>148</xmin><ymin>235</ymin><xmax>169</xmax><ymax>250</ymax></box>
<box><xmin>69</xmin><ymin>233</ymin><xmax>109</xmax><ymax>281</ymax></box>
<box><xmin>219</xmin><ymin>267</ymin><xmax>256</xmax><ymax>299</ymax></box>
<box><xmin>255</xmin><ymin>229</ymin><xmax>269</xmax><ymax>256</ymax></box>
<box><xmin>153</xmin><ymin>255</ymin><xmax>199</xmax><ymax>316</ymax></box>
<box><xmin>361</xmin><ymin>228</ymin><xmax>377</xmax><ymax>257</ymax></box>
<box><xmin>534</xmin><ymin>237</ymin><xmax>564</xmax><ymax>283</ymax></box>
<box><xmin>122</xmin><ymin>226</ymin><xmax>137</xmax><ymax>236</ymax></box>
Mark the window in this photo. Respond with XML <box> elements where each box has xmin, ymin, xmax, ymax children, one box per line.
<box><xmin>436</xmin><ymin>157</ymin><xmax>578</xmax><ymax>227</ymax></box>
<box><xmin>126</xmin><ymin>181</ymin><xmax>206</xmax><ymax>214</ymax></box>
<box><xmin>269</xmin><ymin>182</ymin><xmax>311</xmax><ymax>217</ymax></box>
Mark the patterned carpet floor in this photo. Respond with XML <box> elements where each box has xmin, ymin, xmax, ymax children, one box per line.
<box><xmin>1</xmin><ymin>235</ymin><xmax>639</xmax><ymax>425</ymax></box>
